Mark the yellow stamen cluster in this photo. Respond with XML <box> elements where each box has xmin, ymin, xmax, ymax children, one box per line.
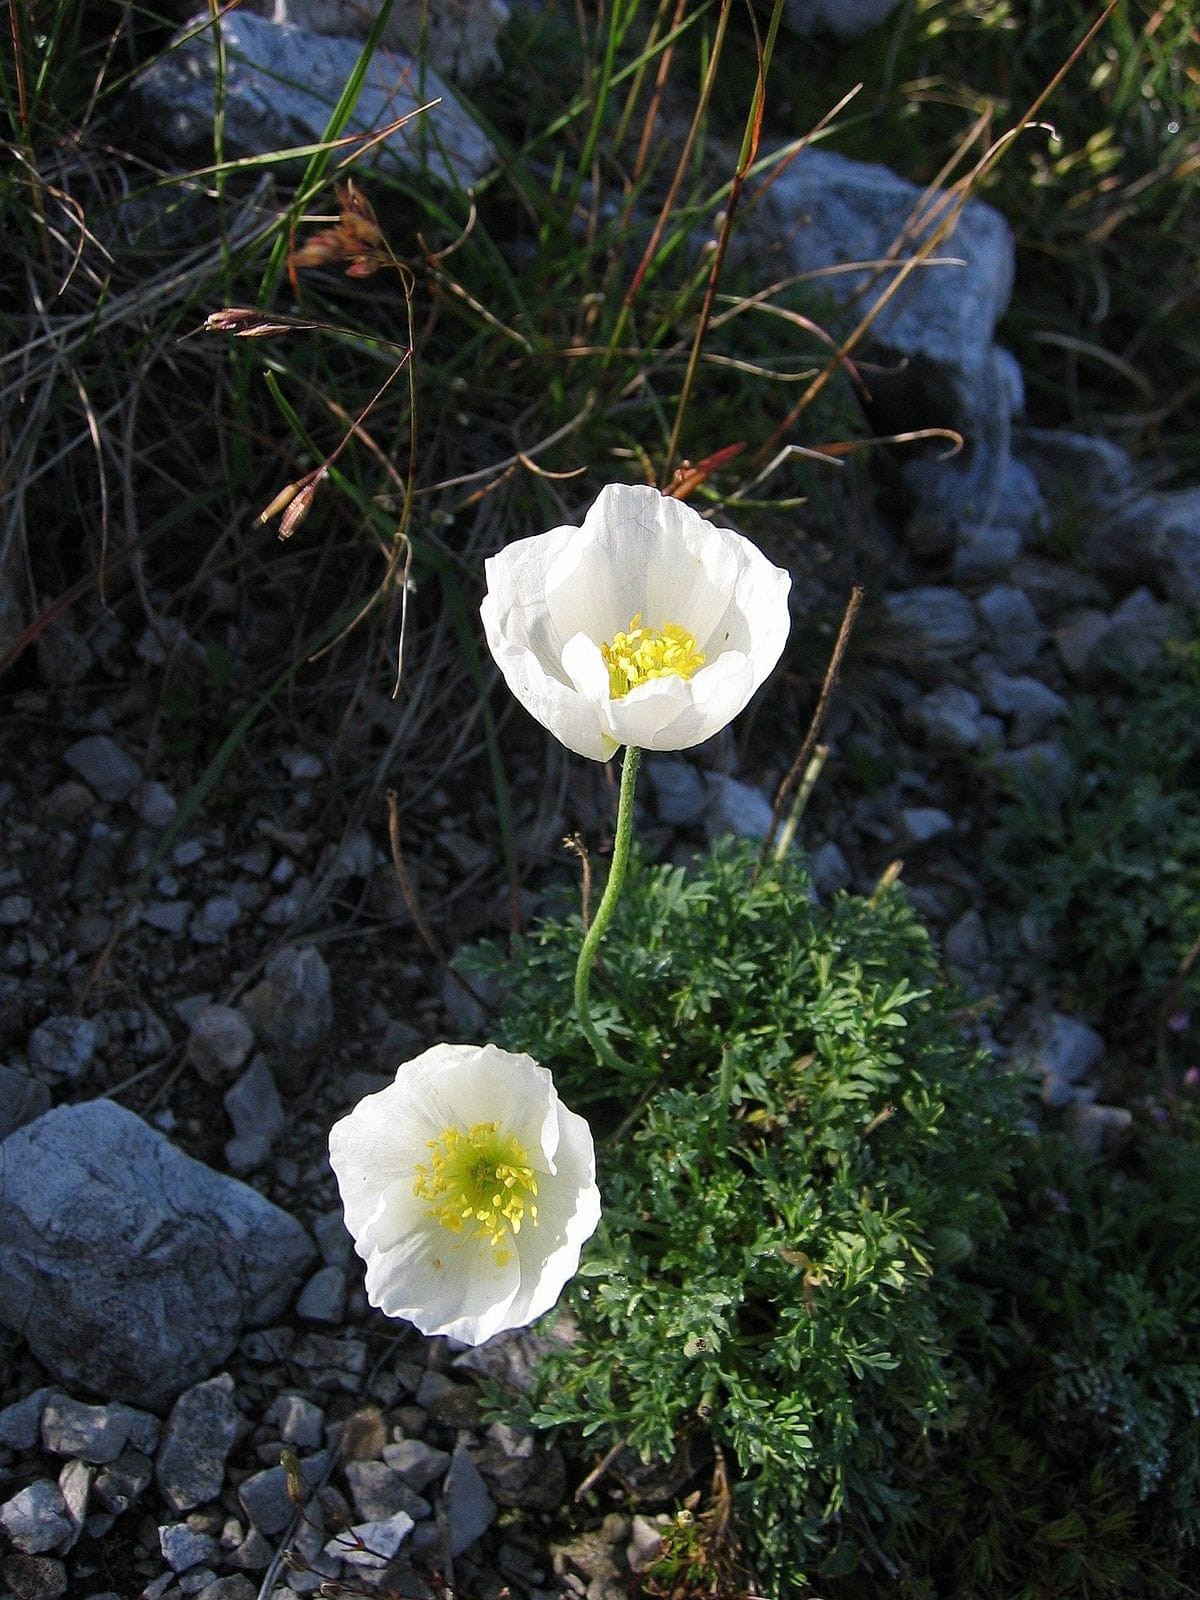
<box><xmin>414</xmin><ymin>1121</ymin><xmax>538</xmax><ymax>1266</ymax></box>
<box><xmin>601</xmin><ymin>613</ymin><xmax>705</xmax><ymax>700</ymax></box>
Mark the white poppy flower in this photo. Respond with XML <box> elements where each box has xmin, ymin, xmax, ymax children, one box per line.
<box><xmin>481</xmin><ymin>483</ymin><xmax>792</xmax><ymax>761</ymax></box>
<box><xmin>328</xmin><ymin>1042</ymin><xmax>600</xmax><ymax>1345</ymax></box>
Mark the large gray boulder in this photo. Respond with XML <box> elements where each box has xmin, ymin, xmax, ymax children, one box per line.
<box><xmin>784</xmin><ymin>0</ymin><xmax>904</xmax><ymax>40</ymax></box>
<box><xmin>130</xmin><ymin>11</ymin><xmax>495</xmax><ymax>191</ymax></box>
<box><xmin>157</xmin><ymin>0</ymin><xmax>509</xmax><ymax>84</ymax></box>
<box><xmin>0</xmin><ymin>1101</ymin><xmax>315</xmax><ymax>1412</ymax></box>
<box><xmin>763</xmin><ymin>148</ymin><xmax>1038</xmax><ymax>562</ymax></box>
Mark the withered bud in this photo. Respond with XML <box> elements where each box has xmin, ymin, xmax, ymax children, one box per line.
<box><xmin>205</xmin><ymin>308</ymin><xmax>297</xmax><ymax>337</ymax></box>
<box><xmin>255</xmin><ymin>479</ymin><xmax>307</xmax><ymax>527</ymax></box>
<box><xmin>277</xmin><ymin>480</ymin><xmax>320</xmax><ymax>541</ymax></box>
<box><xmin>280</xmin><ymin>1446</ymin><xmax>307</xmax><ymax>1505</ymax></box>
<box><xmin>291</xmin><ymin>178</ymin><xmax>393</xmax><ymax>279</ymax></box>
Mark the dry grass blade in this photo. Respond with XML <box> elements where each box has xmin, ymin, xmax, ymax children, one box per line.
<box><xmin>761</xmin><ymin>584</ymin><xmax>864</xmax><ymax>866</ymax></box>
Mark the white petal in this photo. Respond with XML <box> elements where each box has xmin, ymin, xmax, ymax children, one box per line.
<box><xmin>328</xmin><ymin>1076</ymin><xmax>444</xmax><ymax>1241</ymax></box>
<box><xmin>427</xmin><ymin>1044</ymin><xmax>562</xmax><ymax>1170</ymax></box>
<box><xmin>545</xmin><ymin>485</ymin><xmax>740</xmax><ymax>648</ymax></box>
<box><xmin>364</xmin><ymin>1213</ymin><xmax>523</xmax><ymax>1344</ymax></box>
<box><xmin>482</xmin><ymin>591</ymin><xmax>615</xmax><ymax>762</ymax></box>
<box><xmin>329</xmin><ymin>1042</ymin><xmax>601</xmax><ymax>1345</ymax></box>
<box><xmin>508</xmin><ymin>1098</ymin><xmax>601</xmax><ymax>1327</ymax></box>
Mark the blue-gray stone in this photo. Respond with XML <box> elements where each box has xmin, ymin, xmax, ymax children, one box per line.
<box><xmin>0</xmin><ymin>1101</ymin><xmax>315</xmax><ymax>1410</ymax></box>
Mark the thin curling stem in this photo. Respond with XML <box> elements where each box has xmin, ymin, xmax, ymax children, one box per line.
<box><xmin>574</xmin><ymin>745</ymin><xmax>642</xmax><ymax>1073</ymax></box>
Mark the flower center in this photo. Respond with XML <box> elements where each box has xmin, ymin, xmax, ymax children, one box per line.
<box><xmin>413</xmin><ymin>1121</ymin><xmax>538</xmax><ymax>1265</ymax></box>
<box><xmin>600</xmin><ymin>614</ymin><xmax>706</xmax><ymax>699</ymax></box>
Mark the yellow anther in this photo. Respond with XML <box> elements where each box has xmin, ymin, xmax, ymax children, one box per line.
<box><xmin>414</xmin><ymin>1122</ymin><xmax>538</xmax><ymax>1264</ymax></box>
<box><xmin>600</xmin><ymin>614</ymin><xmax>705</xmax><ymax>700</ymax></box>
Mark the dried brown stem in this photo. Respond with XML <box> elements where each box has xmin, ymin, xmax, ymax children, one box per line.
<box><xmin>761</xmin><ymin>585</ymin><xmax>864</xmax><ymax>864</ymax></box>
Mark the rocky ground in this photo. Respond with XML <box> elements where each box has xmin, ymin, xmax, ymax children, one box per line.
<box><xmin>1</xmin><ymin>409</ymin><xmax>1193</xmax><ymax>1600</ymax></box>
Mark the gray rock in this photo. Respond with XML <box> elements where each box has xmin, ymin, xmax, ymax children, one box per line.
<box><xmin>883</xmin><ymin>587</ymin><xmax>979</xmax><ymax>655</ymax></box>
<box><xmin>1028</xmin><ymin>1013</ymin><xmax>1105</xmax><ymax>1086</ymax></box>
<box><xmin>329</xmin><ymin>827</ymin><xmax>381</xmax><ymax>880</ymax></box>
<box><xmin>975</xmin><ymin>584</ymin><xmax>1044</xmax><ymax>671</ymax></box>
<box><xmin>1</xmin><ymin>1551</ymin><xmax>68</xmax><ymax>1599</ymax></box>
<box><xmin>192</xmin><ymin>895</ymin><xmax>241</xmax><ymax>942</ymax></box>
<box><xmin>0</xmin><ymin>893</ymin><xmax>32</xmax><ymax>925</ymax></box>
<box><xmin>443</xmin><ymin>1440</ymin><xmax>496</xmax><ymax>1557</ymax></box>
<box><xmin>950</xmin><ymin>515</ymin><xmax>1024</xmax><ymax>584</ymax></box>
<box><xmin>1065</xmin><ymin>1100</ymin><xmax>1133</xmax><ymax>1156</ymax></box>
<box><xmin>56</xmin><ymin>1458</ymin><xmax>92</xmax><ymax>1545</ymax></box>
<box><xmin>0</xmin><ymin>1101</ymin><xmax>315</xmax><ymax>1410</ymax></box>
<box><xmin>765</xmin><ymin>149</ymin><xmax>1020</xmax><ymax>534</ymax></box>
<box><xmin>784</xmin><ymin>0</ymin><xmax>902</xmax><ymax>37</ymax></box>
<box><xmin>160</xmin><ymin>1522</ymin><xmax>218</xmax><ymax>1572</ymax></box>
<box><xmin>62</xmin><ymin>735</ymin><xmax>142</xmax><ymax>802</ymax></box>
<box><xmin>987</xmin><ymin>740</ymin><xmax>1071</xmax><ymax>795</ymax></box>
<box><xmin>1016</xmin><ymin>426</ymin><xmax>1137</xmax><ymax>510</ymax></box>
<box><xmin>1040</xmin><ymin>1072</ymin><xmax>1076</xmax><ymax>1111</ymax></box>
<box><xmin>280</xmin><ymin>749</ymin><xmax>324</xmax><ymax>782</ymax></box>
<box><xmin>473</xmin><ymin>1426</ymin><xmax>567</xmax><ymax>1512</ymax></box>
<box><xmin>382</xmin><ymin>1438</ymin><xmax>451</xmax><ymax>1492</ymax></box>
<box><xmin>130</xmin><ymin>11</ymin><xmax>495</xmax><ymax>191</ymax></box>
<box><xmin>223</xmin><ymin>1056</ymin><xmax>285</xmax><ymax>1173</ymax></box>
<box><xmin>766</xmin><ymin>149</ymin><xmax>1012</xmax><ymax>379</ymax></box>
<box><xmin>1053</xmin><ymin>607</ymin><xmax>1111</xmax><ymax>680</ymax></box>
<box><xmin>977</xmin><ymin>669</ymin><xmax>1068</xmax><ymax>743</ymax></box>
<box><xmin>186</xmin><ymin>1005</ymin><xmax>255</xmax><ymax>1086</ymax></box>
<box><xmin>194</xmin><ymin>1577</ymin><xmax>258</xmax><ymax>1600</ymax></box>
<box><xmin>1093</xmin><ymin>586</ymin><xmax>1171</xmax><ymax>678</ymax></box>
<box><xmin>264</xmin><ymin>1393</ymin><xmax>324</xmax><ymax>1451</ymax></box>
<box><xmin>40</xmin><ymin>1397</ymin><xmax>157</xmax><ymax>1464</ymax></box>
<box><xmin>225</xmin><ymin>1524</ymin><xmax>274</xmax><ymax>1570</ymax></box>
<box><xmin>905</xmin><ymin>684</ymin><xmax>983</xmax><ymax>753</ymax></box>
<box><xmin>135</xmin><ymin>781</ymin><xmax>178</xmax><ymax>828</ymax></box>
<box><xmin>226</xmin><ymin>0</ymin><xmax>509</xmax><ymax>85</ymax></box>
<box><xmin>627</xmin><ymin>1514</ymin><xmax>668</xmax><ymax>1573</ymax></box>
<box><xmin>644</xmin><ymin>757</ymin><xmax>708</xmax><ymax>826</ymax></box>
<box><xmin>326</xmin><ymin>1508</ymin><xmax>414</xmax><ymax>1570</ymax></box>
<box><xmin>274</xmin><ymin>1492</ymin><xmax>335</xmax><ymax>1595</ymax></box>
<box><xmin>1012</xmin><ymin>554</ymin><xmax>1112</xmax><ymax>619</ymax></box>
<box><xmin>155</xmin><ymin>1374</ymin><xmax>243</xmax><ymax>1513</ymax></box>
<box><xmin>312</xmin><ymin>1209</ymin><xmax>353</xmax><ymax>1271</ymax></box>
<box><xmin>295</xmin><ymin>1265</ymin><xmax>346</xmax><ymax>1325</ymax></box>
<box><xmin>702</xmin><ymin>773</ymin><xmax>774</xmax><ymax>843</ymax></box>
<box><xmin>93</xmin><ymin>1447</ymin><xmax>154</xmax><ymax>1515</ymax></box>
<box><xmin>142</xmin><ymin>900</ymin><xmax>194</xmax><ymax>936</ymax></box>
<box><xmin>0</xmin><ymin>1388</ymin><xmax>59</xmax><ymax>1451</ymax></box>
<box><xmin>344</xmin><ymin>1460</ymin><xmax>430</xmax><ymax>1524</ymax></box>
<box><xmin>808</xmin><ymin>840</ymin><xmax>852</xmax><ymax>895</ymax></box>
<box><xmin>237</xmin><ymin>1452</ymin><xmax>328</xmax><ymax>1536</ymax></box>
<box><xmin>26</xmin><ymin>1015</ymin><xmax>98</xmax><ymax>1081</ymax></box>
<box><xmin>0</xmin><ymin>1479</ymin><xmax>72</xmax><ymax>1554</ymax></box>
<box><xmin>0</xmin><ymin>1067</ymin><xmax>50</xmax><ymax>1142</ymax></box>
<box><xmin>1085</xmin><ymin>487</ymin><xmax>1200</xmax><ymax>605</ymax></box>
<box><xmin>897</xmin><ymin>807</ymin><xmax>954</xmax><ymax>846</ymax></box>
<box><xmin>240</xmin><ymin>945</ymin><xmax>333</xmax><ymax>1061</ymax></box>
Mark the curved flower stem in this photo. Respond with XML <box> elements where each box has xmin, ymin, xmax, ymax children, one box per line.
<box><xmin>574</xmin><ymin>745</ymin><xmax>642</xmax><ymax>1073</ymax></box>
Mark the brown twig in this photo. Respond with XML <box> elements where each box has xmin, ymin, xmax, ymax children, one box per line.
<box><xmin>563</xmin><ymin>833</ymin><xmax>594</xmax><ymax>931</ymax></box>
<box><xmin>760</xmin><ymin>585</ymin><xmax>864</xmax><ymax>864</ymax></box>
<box><xmin>574</xmin><ymin>1438</ymin><xmax>626</xmax><ymax>1502</ymax></box>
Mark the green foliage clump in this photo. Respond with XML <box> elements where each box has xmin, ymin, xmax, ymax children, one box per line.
<box><xmin>467</xmin><ymin>839</ymin><xmax>1027</xmax><ymax>1590</ymax></box>
<box><xmin>885</xmin><ymin>1131</ymin><xmax>1200</xmax><ymax>1600</ymax></box>
<box><xmin>986</xmin><ymin>632</ymin><xmax>1200</xmax><ymax>1068</ymax></box>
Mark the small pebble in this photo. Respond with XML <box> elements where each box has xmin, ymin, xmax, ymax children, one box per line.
<box><xmin>26</xmin><ymin>1015</ymin><xmax>98</xmax><ymax>1081</ymax></box>
<box><xmin>62</xmin><ymin>734</ymin><xmax>142</xmax><ymax>802</ymax></box>
<box><xmin>160</xmin><ymin>1522</ymin><xmax>219</xmax><ymax>1573</ymax></box>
